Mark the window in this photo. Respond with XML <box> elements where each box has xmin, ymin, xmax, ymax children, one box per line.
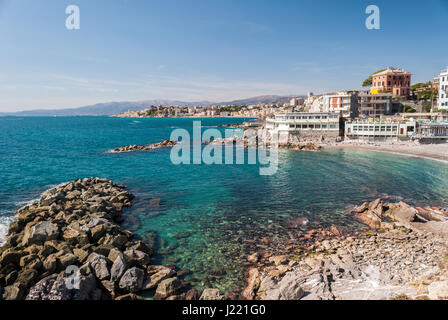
<box><xmin>353</xmin><ymin>126</ymin><xmax>358</xmax><ymax>130</ymax></box>
<box><xmin>330</xmin><ymin>124</ymin><xmax>337</xmax><ymax>129</ymax></box>
<box><xmin>322</xmin><ymin>124</ymin><xmax>327</xmax><ymax>129</ymax></box>
<box><xmin>386</xmin><ymin>126</ymin><xmax>392</xmax><ymax>131</ymax></box>
<box><xmin>381</xmin><ymin>126</ymin><xmax>386</xmax><ymax>131</ymax></box>
<box><xmin>315</xmin><ymin>124</ymin><xmax>321</xmax><ymax>129</ymax></box>
<box><xmin>302</xmin><ymin>124</ymin><xmax>308</xmax><ymax>129</ymax></box>
<box><xmin>369</xmin><ymin>126</ymin><xmax>374</xmax><ymax>131</ymax></box>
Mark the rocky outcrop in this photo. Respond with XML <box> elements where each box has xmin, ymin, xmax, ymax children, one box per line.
<box><xmin>0</xmin><ymin>178</ymin><xmax>201</xmax><ymax>300</ymax></box>
<box><xmin>243</xmin><ymin>200</ymin><xmax>448</xmax><ymax>300</ymax></box>
<box><xmin>111</xmin><ymin>140</ymin><xmax>177</xmax><ymax>153</ymax></box>
<box><xmin>352</xmin><ymin>199</ymin><xmax>447</xmax><ymax>232</ymax></box>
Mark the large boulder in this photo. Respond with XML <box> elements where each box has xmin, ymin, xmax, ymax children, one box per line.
<box><xmin>2</xmin><ymin>283</ymin><xmax>24</xmax><ymax>300</ymax></box>
<box><xmin>356</xmin><ymin>209</ymin><xmax>382</xmax><ymax>229</ymax></box>
<box><xmin>384</xmin><ymin>202</ymin><xmax>417</xmax><ymax>225</ymax></box>
<box><xmin>144</xmin><ymin>265</ymin><xmax>176</xmax><ymax>290</ymax></box>
<box><xmin>123</xmin><ymin>249</ymin><xmax>150</xmax><ymax>267</ymax></box>
<box><xmin>118</xmin><ymin>267</ymin><xmax>144</xmax><ymax>293</ymax></box>
<box><xmin>22</xmin><ymin>222</ymin><xmax>59</xmax><ymax>246</ymax></box>
<box><xmin>110</xmin><ymin>256</ymin><xmax>126</xmax><ymax>282</ymax></box>
<box><xmin>265</xmin><ymin>272</ymin><xmax>305</xmax><ymax>300</ymax></box>
<box><xmin>155</xmin><ymin>277</ymin><xmax>181</xmax><ymax>299</ymax></box>
<box><xmin>26</xmin><ymin>270</ymin><xmax>101</xmax><ymax>300</ymax></box>
<box><xmin>88</xmin><ymin>253</ymin><xmax>110</xmax><ymax>281</ymax></box>
<box><xmin>242</xmin><ymin>268</ymin><xmax>260</xmax><ymax>300</ymax></box>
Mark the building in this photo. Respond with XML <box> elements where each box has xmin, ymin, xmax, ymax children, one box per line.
<box><xmin>289</xmin><ymin>98</ymin><xmax>304</xmax><ymax>107</ymax></box>
<box><xmin>345</xmin><ymin>119</ymin><xmax>416</xmax><ymax>141</ymax></box>
<box><xmin>358</xmin><ymin>92</ymin><xmax>393</xmax><ymax>117</ymax></box>
<box><xmin>433</xmin><ymin>77</ymin><xmax>440</xmax><ymax>91</ymax></box>
<box><xmin>438</xmin><ymin>67</ymin><xmax>448</xmax><ymax>110</ymax></box>
<box><xmin>371</xmin><ymin>68</ymin><xmax>411</xmax><ymax>97</ymax></box>
<box><xmin>266</xmin><ymin>112</ymin><xmax>341</xmax><ymax>144</ymax></box>
<box><xmin>306</xmin><ymin>91</ymin><xmax>359</xmax><ymax>118</ymax></box>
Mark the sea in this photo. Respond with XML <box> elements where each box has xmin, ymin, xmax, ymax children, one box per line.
<box><xmin>1</xmin><ymin>116</ymin><xmax>448</xmax><ymax>292</ymax></box>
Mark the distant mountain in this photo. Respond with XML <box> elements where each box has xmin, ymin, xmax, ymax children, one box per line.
<box><xmin>218</xmin><ymin>95</ymin><xmax>300</xmax><ymax>106</ymax></box>
<box><xmin>0</xmin><ymin>95</ymin><xmax>304</xmax><ymax>116</ymax></box>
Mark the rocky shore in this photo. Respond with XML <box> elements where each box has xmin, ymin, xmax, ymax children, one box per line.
<box><xmin>0</xmin><ymin>178</ymin><xmax>224</xmax><ymax>300</ymax></box>
<box><xmin>111</xmin><ymin>140</ymin><xmax>177</xmax><ymax>153</ymax></box>
<box><xmin>242</xmin><ymin>199</ymin><xmax>448</xmax><ymax>300</ymax></box>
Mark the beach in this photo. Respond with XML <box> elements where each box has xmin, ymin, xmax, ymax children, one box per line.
<box><xmin>324</xmin><ymin>141</ymin><xmax>448</xmax><ymax>163</ymax></box>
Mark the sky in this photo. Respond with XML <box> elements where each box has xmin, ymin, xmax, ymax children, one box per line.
<box><xmin>1</xmin><ymin>0</ymin><xmax>448</xmax><ymax>112</ymax></box>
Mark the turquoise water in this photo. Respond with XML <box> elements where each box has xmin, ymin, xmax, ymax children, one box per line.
<box><xmin>1</xmin><ymin>116</ymin><xmax>448</xmax><ymax>292</ymax></box>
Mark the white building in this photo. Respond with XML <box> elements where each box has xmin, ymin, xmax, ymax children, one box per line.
<box><xmin>438</xmin><ymin>67</ymin><xmax>448</xmax><ymax>110</ymax></box>
<box><xmin>305</xmin><ymin>91</ymin><xmax>359</xmax><ymax>118</ymax></box>
<box><xmin>266</xmin><ymin>112</ymin><xmax>341</xmax><ymax>143</ymax></box>
<box><xmin>345</xmin><ymin>119</ymin><xmax>416</xmax><ymax>141</ymax></box>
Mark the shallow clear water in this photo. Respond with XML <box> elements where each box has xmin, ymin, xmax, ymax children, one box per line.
<box><xmin>1</xmin><ymin>116</ymin><xmax>448</xmax><ymax>292</ymax></box>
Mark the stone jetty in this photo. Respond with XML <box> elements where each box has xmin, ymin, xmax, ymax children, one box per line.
<box><xmin>0</xmin><ymin>178</ymin><xmax>224</xmax><ymax>300</ymax></box>
<box><xmin>243</xmin><ymin>199</ymin><xmax>448</xmax><ymax>300</ymax></box>
<box><xmin>111</xmin><ymin>140</ymin><xmax>177</xmax><ymax>153</ymax></box>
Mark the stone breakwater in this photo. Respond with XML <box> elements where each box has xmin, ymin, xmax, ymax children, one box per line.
<box><xmin>243</xmin><ymin>199</ymin><xmax>448</xmax><ymax>300</ymax></box>
<box><xmin>0</xmin><ymin>178</ymin><xmax>225</xmax><ymax>301</ymax></box>
<box><xmin>111</xmin><ymin>140</ymin><xmax>177</xmax><ymax>153</ymax></box>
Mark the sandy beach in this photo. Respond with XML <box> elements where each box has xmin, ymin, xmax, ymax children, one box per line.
<box><xmin>325</xmin><ymin>141</ymin><xmax>448</xmax><ymax>163</ymax></box>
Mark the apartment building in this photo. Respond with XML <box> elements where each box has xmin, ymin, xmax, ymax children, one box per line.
<box><xmin>358</xmin><ymin>92</ymin><xmax>393</xmax><ymax>117</ymax></box>
<box><xmin>371</xmin><ymin>68</ymin><xmax>411</xmax><ymax>97</ymax></box>
<box><xmin>438</xmin><ymin>67</ymin><xmax>448</xmax><ymax>109</ymax></box>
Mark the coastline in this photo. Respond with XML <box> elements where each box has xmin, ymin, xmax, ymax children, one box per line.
<box><xmin>242</xmin><ymin>199</ymin><xmax>448</xmax><ymax>300</ymax></box>
<box><xmin>323</xmin><ymin>142</ymin><xmax>448</xmax><ymax>163</ymax></box>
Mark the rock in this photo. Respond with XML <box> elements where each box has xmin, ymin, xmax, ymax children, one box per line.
<box><xmin>155</xmin><ymin>277</ymin><xmax>182</xmax><ymax>299</ymax></box>
<box><xmin>356</xmin><ymin>209</ymin><xmax>382</xmax><ymax>230</ymax></box>
<box><xmin>108</xmin><ymin>248</ymin><xmax>124</xmax><ymax>263</ymax></box>
<box><xmin>123</xmin><ymin>249</ymin><xmax>150</xmax><ymax>267</ymax></box>
<box><xmin>63</xmin><ymin>228</ymin><xmax>89</xmax><ymax>246</ymax></box>
<box><xmin>185</xmin><ymin>289</ymin><xmax>201</xmax><ymax>300</ymax></box>
<box><xmin>110</xmin><ymin>256</ymin><xmax>127</xmax><ymax>282</ymax></box>
<box><xmin>242</xmin><ymin>268</ymin><xmax>260</xmax><ymax>300</ymax></box>
<box><xmin>330</xmin><ymin>225</ymin><xmax>342</xmax><ymax>237</ymax></box>
<box><xmin>15</xmin><ymin>269</ymin><xmax>39</xmax><ymax>288</ymax></box>
<box><xmin>88</xmin><ymin>253</ymin><xmax>110</xmax><ymax>281</ymax></box>
<box><xmin>26</xmin><ymin>271</ymin><xmax>100</xmax><ymax>300</ymax></box>
<box><xmin>19</xmin><ymin>254</ymin><xmax>42</xmax><ymax>270</ymax></box>
<box><xmin>58</xmin><ymin>253</ymin><xmax>78</xmax><ymax>269</ymax></box>
<box><xmin>90</xmin><ymin>224</ymin><xmax>107</xmax><ymax>242</ymax></box>
<box><xmin>43</xmin><ymin>255</ymin><xmax>58</xmax><ymax>273</ymax></box>
<box><xmin>118</xmin><ymin>267</ymin><xmax>144</xmax><ymax>293</ymax></box>
<box><xmin>247</xmin><ymin>252</ymin><xmax>260</xmax><ymax>264</ymax></box>
<box><xmin>73</xmin><ymin>249</ymin><xmax>89</xmax><ymax>264</ymax></box>
<box><xmin>22</xmin><ymin>221</ymin><xmax>59</xmax><ymax>246</ymax></box>
<box><xmin>268</xmin><ymin>255</ymin><xmax>288</xmax><ymax>266</ymax></box>
<box><xmin>144</xmin><ymin>266</ymin><xmax>175</xmax><ymax>290</ymax></box>
<box><xmin>0</xmin><ymin>249</ymin><xmax>22</xmax><ymax>266</ymax></box>
<box><xmin>428</xmin><ymin>281</ymin><xmax>448</xmax><ymax>300</ymax></box>
<box><xmin>385</xmin><ymin>202</ymin><xmax>417</xmax><ymax>225</ymax></box>
<box><xmin>265</xmin><ymin>272</ymin><xmax>305</xmax><ymax>300</ymax></box>
<box><xmin>199</xmin><ymin>288</ymin><xmax>226</xmax><ymax>300</ymax></box>
<box><xmin>115</xmin><ymin>293</ymin><xmax>141</xmax><ymax>300</ymax></box>
<box><xmin>2</xmin><ymin>283</ymin><xmax>24</xmax><ymax>300</ymax></box>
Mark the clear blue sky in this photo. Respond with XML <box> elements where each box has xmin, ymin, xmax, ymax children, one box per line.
<box><xmin>1</xmin><ymin>0</ymin><xmax>447</xmax><ymax>111</ymax></box>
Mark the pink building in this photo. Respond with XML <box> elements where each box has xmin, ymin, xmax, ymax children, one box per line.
<box><xmin>371</xmin><ymin>68</ymin><xmax>412</xmax><ymax>97</ymax></box>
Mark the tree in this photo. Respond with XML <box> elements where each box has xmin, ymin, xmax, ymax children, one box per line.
<box><xmin>362</xmin><ymin>68</ymin><xmax>388</xmax><ymax>87</ymax></box>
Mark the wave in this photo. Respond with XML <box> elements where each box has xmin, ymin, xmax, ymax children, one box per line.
<box><xmin>0</xmin><ymin>215</ymin><xmax>16</xmax><ymax>246</ymax></box>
